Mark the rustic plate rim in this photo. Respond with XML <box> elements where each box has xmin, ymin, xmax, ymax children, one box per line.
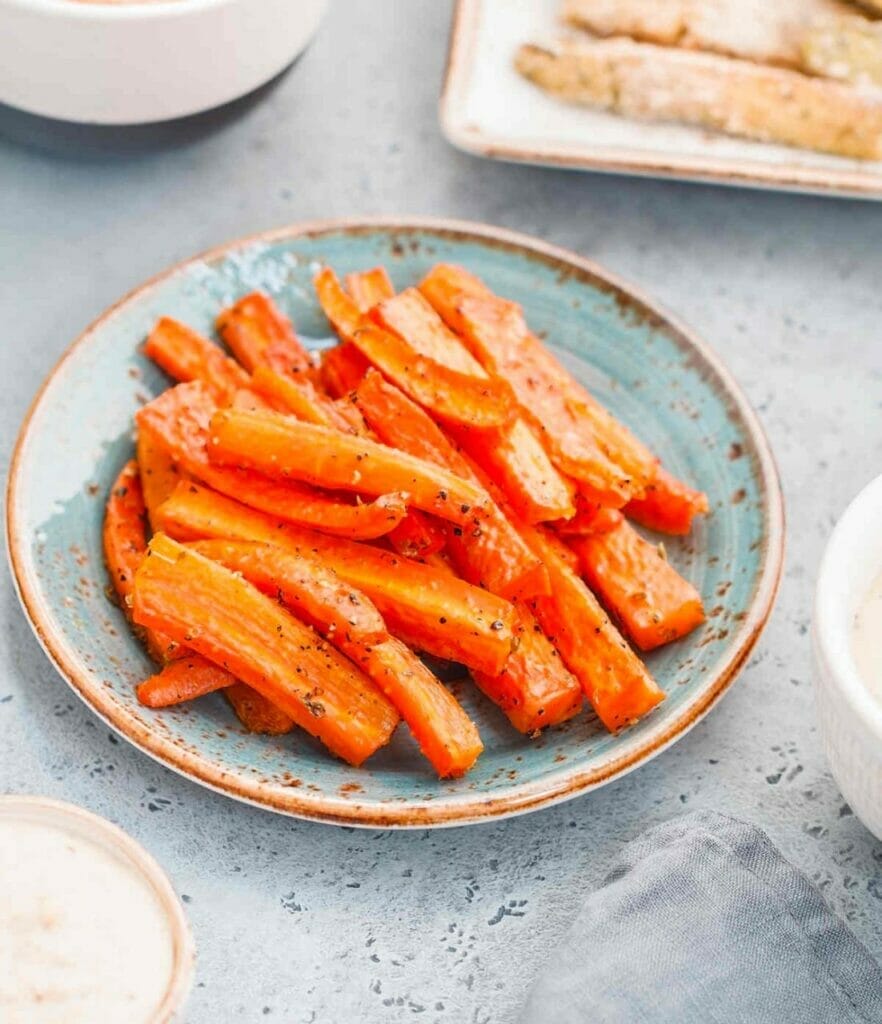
<box><xmin>6</xmin><ymin>215</ymin><xmax>785</xmax><ymax>828</ymax></box>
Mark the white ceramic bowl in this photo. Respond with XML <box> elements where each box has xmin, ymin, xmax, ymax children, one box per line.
<box><xmin>0</xmin><ymin>0</ymin><xmax>328</xmax><ymax>124</ymax></box>
<box><xmin>812</xmin><ymin>473</ymin><xmax>882</xmax><ymax>841</ymax></box>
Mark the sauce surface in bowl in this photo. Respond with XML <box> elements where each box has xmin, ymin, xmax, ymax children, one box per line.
<box><xmin>0</xmin><ymin>813</ymin><xmax>175</xmax><ymax>1023</ymax></box>
<box><xmin>853</xmin><ymin>567</ymin><xmax>882</xmax><ymax>707</ymax></box>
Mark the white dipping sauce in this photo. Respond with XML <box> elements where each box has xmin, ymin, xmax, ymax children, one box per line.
<box><xmin>0</xmin><ymin>816</ymin><xmax>174</xmax><ymax>1023</ymax></box>
<box><xmin>853</xmin><ymin>567</ymin><xmax>882</xmax><ymax>706</ymax></box>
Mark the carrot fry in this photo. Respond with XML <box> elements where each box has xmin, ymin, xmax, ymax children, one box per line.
<box><xmin>216</xmin><ymin>292</ymin><xmax>311</xmax><ymax>376</ymax></box>
<box><xmin>373</xmin><ymin>288</ymin><xmax>575</xmax><ymax>522</ymax></box>
<box><xmin>354</xmin><ymin>370</ymin><xmax>548</xmax><ymax>601</ymax></box>
<box><xmin>136</xmin><ymin>382</ymin><xmax>407</xmax><ymax>540</ymax></box>
<box><xmin>132</xmin><ymin>534</ymin><xmax>399</xmax><ymax>765</ymax></box>
<box><xmin>387</xmin><ymin>510</ymin><xmax>447</xmax><ymax>559</ymax></box>
<box><xmin>187</xmin><ymin>539</ymin><xmax>387</xmax><ymax>647</ymax></box>
<box><xmin>554</xmin><ymin>499</ymin><xmax>624</xmax><ymax>538</ymax></box>
<box><xmin>345</xmin><ymin>266</ymin><xmax>395</xmax><ymax>313</ymax></box>
<box><xmin>230</xmin><ymin>388</ymin><xmax>278</xmax><ymax>413</ymax></box>
<box><xmin>571</xmin><ymin>521</ymin><xmax>705</xmax><ymax>651</ymax></box>
<box><xmin>137</xmin><ymin>425</ymin><xmax>183</xmax><ymax>531</ymax></box>
<box><xmin>624</xmin><ymin>464</ymin><xmax>710</xmax><ymax>536</ymax></box>
<box><xmin>349</xmin><ymin>637</ymin><xmax>483</xmax><ymax>778</ymax></box>
<box><xmin>320</xmin><ymin>343</ymin><xmax>370</xmax><ymax>398</ymax></box>
<box><xmin>207</xmin><ymin>407</ymin><xmax>491</xmax><ymax>526</ymax></box>
<box><xmin>224</xmin><ymin>682</ymin><xmax>295</xmax><ymax>735</ymax></box>
<box><xmin>519</xmin><ymin>522</ymin><xmax>665</xmax><ymax>732</ymax></box>
<box><xmin>251</xmin><ymin>365</ymin><xmax>356</xmax><ymax>432</ymax></box>
<box><xmin>154</xmin><ymin>482</ymin><xmax>516</xmax><ymax>675</ymax></box>
<box><xmin>472</xmin><ymin>606</ymin><xmax>582</xmax><ymax>734</ymax></box>
<box><xmin>137</xmin><ymin>656</ymin><xmax>234</xmax><ymax>708</ymax></box>
<box><xmin>144</xmin><ymin>317</ymin><xmax>249</xmax><ymax>404</ymax></box>
<box><xmin>419</xmin><ymin>265</ymin><xmax>657</xmax><ymax>501</ymax></box>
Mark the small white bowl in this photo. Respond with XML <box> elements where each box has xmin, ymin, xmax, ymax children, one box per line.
<box><xmin>0</xmin><ymin>0</ymin><xmax>328</xmax><ymax>124</ymax></box>
<box><xmin>812</xmin><ymin>473</ymin><xmax>882</xmax><ymax>841</ymax></box>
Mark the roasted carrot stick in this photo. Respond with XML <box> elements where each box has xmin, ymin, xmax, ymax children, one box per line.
<box><xmin>224</xmin><ymin>682</ymin><xmax>295</xmax><ymax>735</ymax></box>
<box><xmin>472</xmin><ymin>606</ymin><xmax>583</xmax><ymax>734</ymax></box>
<box><xmin>419</xmin><ymin>265</ymin><xmax>658</xmax><ymax>501</ymax></box>
<box><xmin>155</xmin><ymin>482</ymin><xmax>516</xmax><ymax>675</ymax></box>
<box><xmin>386</xmin><ymin>510</ymin><xmax>447</xmax><ymax>559</ymax></box>
<box><xmin>187</xmin><ymin>539</ymin><xmax>387</xmax><ymax>647</ymax></box>
<box><xmin>144</xmin><ymin>317</ymin><xmax>249</xmax><ymax>404</ymax></box>
<box><xmin>320</xmin><ymin>343</ymin><xmax>370</xmax><ymax>398</ymax></box>
<box><xmin>373</xmin><ymin>288</ymin><xmax>575</xmax><ymax>523</ymax></box>
<box><xmin>230</xmin><ymin>388</ymin><xmax>279</xmax><ymax>413</ymax></box>
<box><xmin>133</xmin><ymin>534</ymin><xmax>399</xmax><ymax>765</ymax></box>
<box><xmin>571</xmin><ymin>521</ymin><xmax>705</xmax><ymax>651</ymax></box>
<box><xmin>354</xmin><ymin>370</ymin><xmax>548</xmax><ymax>601</ymax></box>
<box><xmin>250</xmin><ymin>365</ymin><xmax>356</xmax><ymax>432</ymax></box>
<box><xmin>349</xmin><ymin>637</ymin><xmax>483</xmax><ymax>778</ymax></box>
<box><xmin>345</xmin><ymin>266</ymin><xmax>395</xmax><ymax>313</ymax></box>
<box><xmin>624</xmin><ymin>465</ymin><xmax>710</xmax><ymax>536</ymax></box>
<box><xmin>519</xmin><ymin>522</ymin><xmax>665</xmax><ymax>732</ymax></box>
<box><xmin>136</xmin><ymin>382</ymin><xmax>407</xmax><ymax>540</ymax></box>
<box><xmin>207</xmin><ymin>407</ymin><xmax>491</xmax><ymax>527</ymax></box>
<box><xmin>137</xmin><ymin>425</ymin><xmax>183</xmax><ymax>531</ymax></box>
<box><xmin>554</xmin><ymin>499</ymin><xmax>624</xmax><ymax>538</ymax></box>
<box><xmin>137</xmin><ymin>656</ymin><xmax>234</xmax><ymax>708</ymax></box>
<box><xmin>316</xmin><ymin>267</ymin><xmax>516</xmax><ymax>432</ymax></box>
<box><xmin>215</xmin><ymin>292</ymin><xmax>311</xmax><ymax>376</ymax></box>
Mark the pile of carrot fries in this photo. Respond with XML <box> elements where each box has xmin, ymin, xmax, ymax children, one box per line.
<box><xmin>103</xmin><ymin>263</ymin><xmax>709</xmax><ymax>778</ymax></box>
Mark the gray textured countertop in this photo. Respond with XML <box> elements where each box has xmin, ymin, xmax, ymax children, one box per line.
<box><xmin>1</xmin><ymin>2</ymin><xmax>881</xmax><ymax>1021</ymax></box>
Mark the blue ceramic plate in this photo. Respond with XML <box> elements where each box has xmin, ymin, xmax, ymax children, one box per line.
<box><xmin>6</xmin><ymin>219</ymin><xmax>784</xmax><ymax>827</ymax></box>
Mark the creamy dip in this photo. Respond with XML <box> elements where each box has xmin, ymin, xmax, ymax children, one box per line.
<box><xmin>0</xmin><ymin>815</ymin><xmax>174</xmax><ymax>1023</ymax></box>
<box><xmin>853</xmin><ymin>567</ymin><xmax>882</xmax><ymax>706</ymax></box>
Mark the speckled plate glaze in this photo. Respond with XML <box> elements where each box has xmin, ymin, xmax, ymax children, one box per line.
<box><xmin>6</xmin><ymin>218</ymin><xmax>784</xmax><ymax>828</ymax></box>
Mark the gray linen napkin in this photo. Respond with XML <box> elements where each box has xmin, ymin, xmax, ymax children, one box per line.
<box><xmin>520</xmin><ymin>811</ymin><xmax>882</xmax><ymax>1024</ymax></box>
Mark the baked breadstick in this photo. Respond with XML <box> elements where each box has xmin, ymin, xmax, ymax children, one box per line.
<box><xmin>561</xmin><ymin>0</ymin><xmax>858</xmax><ymax>69</ymax></box>
<box><xmin>515</xmin><ymin>37</ymin><xmax>882</xmax><ymax>159</ymax></box>
<box><xmin>802</xmin><ymin>15</ymin><xmax>882</xmax><ymax>86</ymax></box>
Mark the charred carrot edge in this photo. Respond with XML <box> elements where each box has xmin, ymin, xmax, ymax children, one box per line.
<box><xmin>187</xmin><ymin>539</ymin><xmax>388</xmax><ymax>647</ymax></box>
<box><xmin>571</xmin><ymin>521</ymin><xmax>705</xmax><ymax>652</ymax></box>
<box><xmin>144</xmin><ymin>317</ymin><xmax>249</xmax><ymax>404</ymax></box>
<box><xmin>624</xmin><ymin>465</ymin><xmax>710</xmax><ymax>536</ymax></box>
<box><xmin>215</xmin><ymin>291</ymin><xmax>311</xmax><ymax>375</ymax></box>
<box><xmin>137</xmin><ymin>656</ymin><xmax>234</xmax><ymax>708</ymax></box>
<box><xmin>348</xmin><ymin>637</ymin><xmax>483</xmax><ymax>778</ymax></box>
<box><xmin>207</xmin><ymin>407</ymin><xmax>491</xmax><ymax>527</ymax></box>
<box><xmin>354</xmin><ymin>369</ymin><xmax>548</xmax><ymax>601</ymax></box>
<box><xmin>154</xmin><ymin>481</ymin><xmax>516</xmax><ymax>676</ymax></box>
<box><xmin>317</xmin><ymin>266</ymin><xmax>516</xmax><ymax>431</ymax></box>
<box><xmin>133</xmin><ymin>534</ymin><xmax>399</xmax><ymax>766</ymax></box>
<box><xmin>320</xmin><ymin>343</ymin><xmax>370</xmax><ymax>398</ymax></box>
<box><xmin>373</xmin><ymin>287</ymin><xmax>575</xmax><ymax>523</ymax></box>
<box><xmin>345</xmin><ymin>267</ymin><xmax>395</xmax><ymax>314</ymax></box>
<box><xmin>224</xmin><ymin>682</ymin><xmax>295</xmax><ymax>735</ymax></box>
<box><xmin>519</xmin><ymin>522</ymin><xmax>665</xmax><ymax>733</ymax></box>
<box><xmin>136</xmin><ymin>381</ymin><xmax>408</xmax><ymax>540</ymax></box>
<box><xmin>419</xmin><ymin>266</ymin><xmax>656</xmax><ymax>501</ymax></box>
<box><xmin>472</xmin><ymin>606</ymin><xmax>582</xmax><ymax>735</ymax></box>
<box><xmin>137</xmin><ymin>425</ymin><xmax>183</xmax><ymax>532</ymax></box>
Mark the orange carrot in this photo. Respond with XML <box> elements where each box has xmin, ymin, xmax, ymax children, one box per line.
<box><xmin>345</xmin><ymin>266</ymin><xmax>395</xmax><ymax>313</ymax></box>
<box><xmin>224</xmin><ymin>682</ymin><xmax>295</xmax><ymax>735</ymax></box>
<box><xmin>136</xmin><ymin>382</ymin><xmax>407</xmax><ymax>540</ymax></box>
<box><xmin>137</xmin><ymin>425</ymin><xmax>183</xmax><ymax>531</ymax></box>
<box><xmin>472</xmin><ymin>606</ymin><xmax>582</xmax><ymax>734</ymax></box>
<box><xmin>187</xmin><ymin>539</ymin><xmax>387</xmax><ymax>647</ymax></box>
<box><xmin>215</xmin><ymin>292</ymin><xmax>311</xmax><ymax>375</ymax></box>
<box><xmin>571</xmin><ymin>521</ymin><xmax>705</xmax><ymax>651</ymax></box>
<box><xmin>419</xmin><ymin>265</ymin><xmax>657</xmax><ymax>501</ymax></box>
<box><xmin>624</xmin><ymin>465</ymin><xmax>710</xmax><ymax>536</ymax></box>
<box><xmin>373</xmin><ymin>287</ymin><xmax>575</xmax><ymax>523</ymax></box>
<box><xmin>250</xmin><ymin>365</ymin><xmax>357</xmax><ymax>432</ymax></box>
<box><xmin>555</xmin><ymin>499</ymin><xmax>624</xmax><ymax>537</ymax></box>
<box><xmin>386</xmin><ymin>511</ymin><xmax>447</xmax><ymax>559</ymax></box>
<box><xmin>207</xmin><ymin>407</ymin><xmax>491</xmax><ymax>527</ymax></box>
<box><xmin>155</xmin><ymin>482</ymin><xmax>516</xmax><ymax>675</ymax></box>
<box><xmin>137</xmin><ymin>656</ymin><xmax>234</xmax><ymax>708</ymax></box>
<box><xmin>348</xmin><ymin>637</ymin><xmax>483</xmax><ymax>778</ymax></box>
<box><xmin>144</xmin><ymin>317</ymin><xmax>249</xmax><ymax>404</ymax></box>
<box><xmin>230</xmin><ymin>388</ymin><xmax>279</xmax><ymax>413</ymax></box>
<box><xmin>132</xmin><ymin>534</ymin><xmax>399</xmax><ymax>766</ymax></box>
<box><xmin>320</xmin><ymin>343</ymin><xmax>370</xmax><ymax>398</ymax></box>
<box><xmin>520</xmin><ymin>522</ymin><xmax>665</xmax><ymax>732</ymax></box>
<box><xmin>354</xmin><ymin>369</ymin><xmax>548</xmax><ymax>601</ymax></box>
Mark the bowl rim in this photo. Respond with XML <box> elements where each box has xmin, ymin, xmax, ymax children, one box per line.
<box><xmin>0</xmin><ymin>794</ymin><xmax>194</xmax><ymax>1021</ymax></box>
<box><xmin>813</xmin><ymin>473</ymin><xmax>882</xmax><ymax>742</ymax></box>
<box><xmin>5</xmin><ymin>216</ymin><xmax>785</xmax><ymax>828</ymax></box>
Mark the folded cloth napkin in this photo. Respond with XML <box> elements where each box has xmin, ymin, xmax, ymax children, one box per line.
<box><xmin>519</xmin><ymin>810</ymin><xmax>882</xmax><ymax>1024</ymax></box>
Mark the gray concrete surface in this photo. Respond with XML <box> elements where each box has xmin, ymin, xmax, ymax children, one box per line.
<box><xmin>1</xmin><ymin>2</ymin><xmax>881</xmax><ymax>1021</ymax></box>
